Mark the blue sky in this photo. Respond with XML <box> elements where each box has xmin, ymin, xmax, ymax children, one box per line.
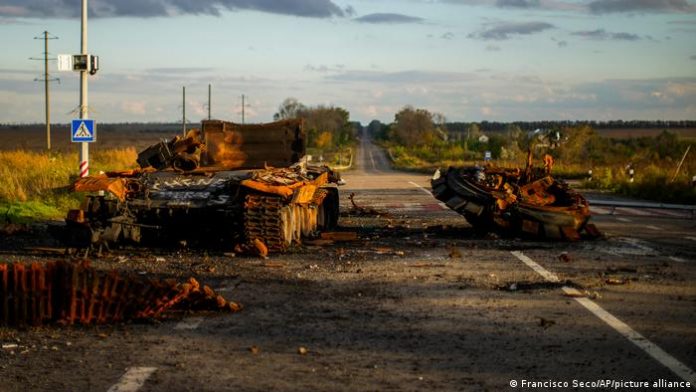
<box><xmin>1</xmin><ymin>0</ymin><xmax>695</xmax><ymax>124</ymax></box>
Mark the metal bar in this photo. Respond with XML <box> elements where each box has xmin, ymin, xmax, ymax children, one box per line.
<box><xmin>79</xmin><ymin>0</ymin><xmax>89</xmax><ymax>177</ymax></box>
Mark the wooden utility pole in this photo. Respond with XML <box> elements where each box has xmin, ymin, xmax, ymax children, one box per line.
<box><xmin>182</xmin><ymin>86</ymin><xmax>186</xmax><ymax>136</ymax></box>
<box><xmin>208</xmin><ymin>84</ymin><xmax>211</xmax><ymax>120</ymax></box>
<box><xmin>241</xmin><ymin>94</ymin><xmax>245</xmax><ymax>124</ymax></box>
<box><xmin>32</xmin><ymin>31</ymin><xmax>59</xmax><ymax>151</ymax></box>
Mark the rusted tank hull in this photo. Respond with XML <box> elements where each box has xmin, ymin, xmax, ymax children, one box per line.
<box><xmin>63</xmin><ymin>167</ymin><xmax>340</xmax><ymax>252</ymax></box>
<box><xmin>432</xmin><ymin>166</ymin><xmax>594</xmax><ymax>240</ymax></box>
<box><xmin>60</xmin><ymin>119</ymin><xmax>341</xmax><ymax>254</ymax></box>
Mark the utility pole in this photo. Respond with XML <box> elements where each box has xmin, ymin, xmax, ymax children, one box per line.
<box><xmin>79</xmin><ymin>0</ymin><xmax>89</xmax><ymax>177</ymax></box>
<box><xmin>241</xmin><ymin>94</ymin><xmax>245</xmax><ymax>124</ymax></box>
<box><xmin>208</xmin><ymin>84</ymin><xmax>211</xmax><ymax>120</ymax></box>
<box><xmin>31</xmin><ymin>31</ymin><xmax>59</xmax><ymax>151</ymax></box>
<box><xmin>182</xmin><ymin>86</ymin><xmax>186</xmax><ymax>136</ymax></box>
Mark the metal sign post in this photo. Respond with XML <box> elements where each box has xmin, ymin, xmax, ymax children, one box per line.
<box><xmin>79</xmin><ymin>0</ymin><xmax>89</xmax><ymax>177</ymax></box>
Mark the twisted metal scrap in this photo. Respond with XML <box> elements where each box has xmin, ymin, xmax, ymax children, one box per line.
<box><xmin>0</xmin><ymin>260</ymin><xmax>240</xmax><ymax>327</ymax></box>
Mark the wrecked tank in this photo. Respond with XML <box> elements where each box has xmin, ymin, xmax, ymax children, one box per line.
<box><xmin>61</xmin><ymin>119</ymin><xmax>341</xmax><ymax>254</ymax></box>
<box><xmin>431</xmin><ymin>153</ymin><xmax>599</xmax><ymax>240</ymax></box>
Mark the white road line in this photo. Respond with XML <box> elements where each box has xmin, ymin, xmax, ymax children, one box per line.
<box><xmin>408</xmin><ymin>181</ymin><xmax>433</xmax><ymax>196</ymax></box>
<box><xmin>510</xmin><ymin>251</ymin><xmax>696</xmax><ymax>386</ymax></box>
<box><xmin>590</xmin><ymin>206</ymin><xmax>612</xmax><ymax>215</ymax></box>
<box><xmin>646</xmin><ymin>225</ymin><xmax>661</xmax><ymax>231</ymax></box>
<box><xmin>621</xmin><ymin>237</ymin><xmax>656</xmax><ymax>253</ymax></box>
<box><xmin>669</xmin><ymin>256</ymin><xmax>687</xmax><ymax>263</ymax></box>
<box><xmin>368</xmin><ymin>150</ymin><xmax>377</xmax><ymax>170</ymax></box>
<box><xmin>174</xmin><ymin>317</ymin><xmax>203</xmax><ymax>330</ymax></box>
<box><xmin>618</xmin><ymin>207</ymin><xmax>654</xmax><ymax>216</ymax></box>
<box><xmin>616</xmin><ymin>217</ymin><xmax>632</xmax><ymax>223</ymax></box>
<box><xmin>685</xmin><ymin>237</ymin><xmax>696</xmax><ymax>242</ymax></box>
<box><xmin>107</xmin><ymin>367</ymin><xmax>157</xmax><ymax>392</ymax></box>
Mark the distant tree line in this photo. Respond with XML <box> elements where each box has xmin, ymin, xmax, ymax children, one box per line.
<box><xmin>273</xmin><ymin>98</ymin><xmax>356</xmax><ymax>151</ymax></box>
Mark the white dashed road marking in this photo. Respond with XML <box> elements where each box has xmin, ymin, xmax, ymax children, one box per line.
<box><xmin>409</xmin><ymin>181</ymin><xmax>433</xmax><ymax>196</ymax></box>
<box><xmin>685</xmin><ymin>237</ymin><xmax>696</xmax><ymax>242</ymax></box>
<box><xmin>107</xmin><ymin>367</ymin><xmax>157</xmax><ymax>392</ymax></box>
<box><xmin>646</xmin><ymin>225</ymin><xmax>661</xmax><ymax>231</ymax></box>
<box><xmin>511</xmin><ymin>251</ymin><xmax>696</xmax><ymax>386</ymax></box>
<box><xmin>669</xmin><ymin>256</ymin><xmax>688</xmax><ymax>263</ymax></box>
<box><xmin>616</xmin><ymin>217</ymin><xmax>632</xmax><ymax>223</ymax></box>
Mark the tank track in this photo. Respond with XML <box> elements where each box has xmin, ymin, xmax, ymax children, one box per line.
<box><xmin>244</xmin><ymin>194</ymin><xmax>288</xmax><ymax>252</ymax></box>
<box><xmin>243</xmin><ymin>189</ymin><xmax>339</xmax><ymax>253</ymax></box>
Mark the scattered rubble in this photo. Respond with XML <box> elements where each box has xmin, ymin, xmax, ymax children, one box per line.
<box><xmin>0</xmin><ymin>260</ymin><xmax>240</xmax><ymax>327</ymax></box>
<box><xmin>537</xmin><ymin>317</ymin><xmax>556</xmax><ymax>329</ymax></box>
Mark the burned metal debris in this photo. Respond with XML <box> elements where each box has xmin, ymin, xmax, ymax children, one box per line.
<box><xmin>432</xmin><ymin>153</ymin><xmax>600</xmax><ymax>240</ymax></box>
<box><xmin>59</xmin><ymin>119</ymin><xmax>342</xmax><ymax>254</ymax></box>
<box><xmin>0</xmin><ymin>260</ymin><xmax>240</xmax><ymax>327</ymax></box>
<box><xmin>346</xmin><ymin>192</ymin><xmax>392</xmax><ymax>218</ymax></box>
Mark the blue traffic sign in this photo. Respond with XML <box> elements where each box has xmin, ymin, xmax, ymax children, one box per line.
<box><xmin>484</xmin><ymin>150</ymin><xmax>492</xmax><ymax>161</ymax></box>
<box><xmin>71</xmin><ymin>119</ymin><xmax>96</xmax><ymax>142</ymax></box>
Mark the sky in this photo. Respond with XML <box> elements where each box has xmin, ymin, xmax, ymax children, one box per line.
<box><xmin>0</xmin><ymin>0</ymin><xmax>695</xmax><ymax>125</ymax></box>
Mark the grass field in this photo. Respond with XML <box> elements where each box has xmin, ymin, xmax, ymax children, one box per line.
<box><xmin>0</xmin><ymin>148</ymin><xmax>137</xmax><ymax>223</ymax></box>
<box><xmin>0</xmin><ymin>123</ymin><xmax>184</xmax><ymax>152</ymax></box>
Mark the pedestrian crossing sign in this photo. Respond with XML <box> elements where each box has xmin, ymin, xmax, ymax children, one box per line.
<box><xmin>71</xmin><ymin>119</ymin><xmax>96</xmax><ymax>142</ymax></box>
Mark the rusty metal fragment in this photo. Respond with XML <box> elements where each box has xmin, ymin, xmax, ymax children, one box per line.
<box><xmin>0</xmin><ymin>260</ymin><xmax>240</xmax><ymax>327</ymax></box>
<box><xmin>432</xmin><ymin>153</ymin><xmax>599</xmax><ymax>240</ymax></box>
<box><xmin>346</xmin><ymin>192</ymin><xmax>392</xmax><ymax>218</ymax></box>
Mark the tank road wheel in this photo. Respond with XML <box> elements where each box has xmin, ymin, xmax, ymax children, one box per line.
<box><xmin>316</xmin><ymin>187</ymin><xmax>339</xmax><ymax>230</ymax></box>
<box><xmin>279</xmin><ymin>206</ymin><xmax>295</xmax><ymax>248</ymax></box>
<box><xmin>291</xmin><ymin>205</ymin><xmax>303</xmax><ymax>242</ymax></box>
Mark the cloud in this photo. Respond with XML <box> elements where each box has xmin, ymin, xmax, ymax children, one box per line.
<box><xmin>496</xmin><ymin>0</ymin><xmax>540</xmax><ymax>8</ymax></box>
<box><xmin>121</xmin><ymin>100</ymin><xmax>147</xmax><ymax>115</ymax></box>
<box><xmin>354</xmin><ymin>13</ymin><xmax>424</xmax><ymax>24</ymax></box>
<box><xmin>327</xmin><ymin>70</ymin><xmax>476</xmax><ymax>83</ymax></box>
<box><xmin>485</xmin><ymin>44</ymin><xmax>501</xmax><ymax>51</ymax></box>
<box><xmin>304</xmin><ymin>64</ymin><xmax>345</xmax><ymax>73</ymax></box>
<box><xmin>691</xmin><ymin>55</ymin><xmax>696</xmax><ymax>60</ymax></box>
<box><xmin>557</xmin><ymin>40</ymin><xmax>568</xmax><ymax>47</ymax></box>
<box><xmin>0</xmin><ymin>0</ymin><xmax>347</xmax><ymax>18</ymax></box>
<box><xmin>571</xmin><ymin>29</ymin><xmax>641</xmax><ymax>41</ymax></box>
<box><xmin>441</xmin><ymin>32</ymin><xmax>455</xmax><ymax>39</ymax></box>
<box><xmin>439</xmin><ymin>0</ymin><xmax>584</xmax><ymax>12</ymax></box>
<box><xmin>588</xmin><ymin>0</ymin><xmax>695</xmax><ymax>14</ymax></box>
<box><xmin>145</xmin><ymin>67</ymin><xmax>216</xmax><ymax>74</ymax></box>
<box><xmin>468</xmin><ymin>21</ymin><xmax>554</xmax><ymax>40</ymax></box>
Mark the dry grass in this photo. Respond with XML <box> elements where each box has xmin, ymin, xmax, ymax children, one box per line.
<box><xmin>0</xmin><ymin>148</ymin><xmax>136</xmax><ymax>203</ymax></box>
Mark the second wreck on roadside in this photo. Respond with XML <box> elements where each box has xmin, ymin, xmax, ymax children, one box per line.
<box><xmin>431</xmin><ymin>153</ymin><xmax>599</xmax><ymax>240</ymax></box>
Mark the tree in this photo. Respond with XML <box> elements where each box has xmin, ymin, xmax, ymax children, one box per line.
<box><xmin>390</xmin><ymin>106</ymin><xmax>436</xmax><ymax>145</ymax></box>
<box><xmin>273</xmin><ymin>98</ymin><xmax>306</xmax><ymax>121</ymax></box>
<box><xmin>274</xmin><ymin>98</ymin><xmax>354</xmax><ymax>149</ymax></box>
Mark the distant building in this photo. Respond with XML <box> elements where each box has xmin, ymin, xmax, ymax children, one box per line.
<box><xmin>478</xmin><ymin>134</ymin><xmax>489</xmax><ymax>143</ymax></box>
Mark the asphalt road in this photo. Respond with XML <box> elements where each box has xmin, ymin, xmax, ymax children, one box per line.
<box><xmin>1</xmin><ymin>138</ymin><xmax>694</xmax><ymax>392</ymax></box>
